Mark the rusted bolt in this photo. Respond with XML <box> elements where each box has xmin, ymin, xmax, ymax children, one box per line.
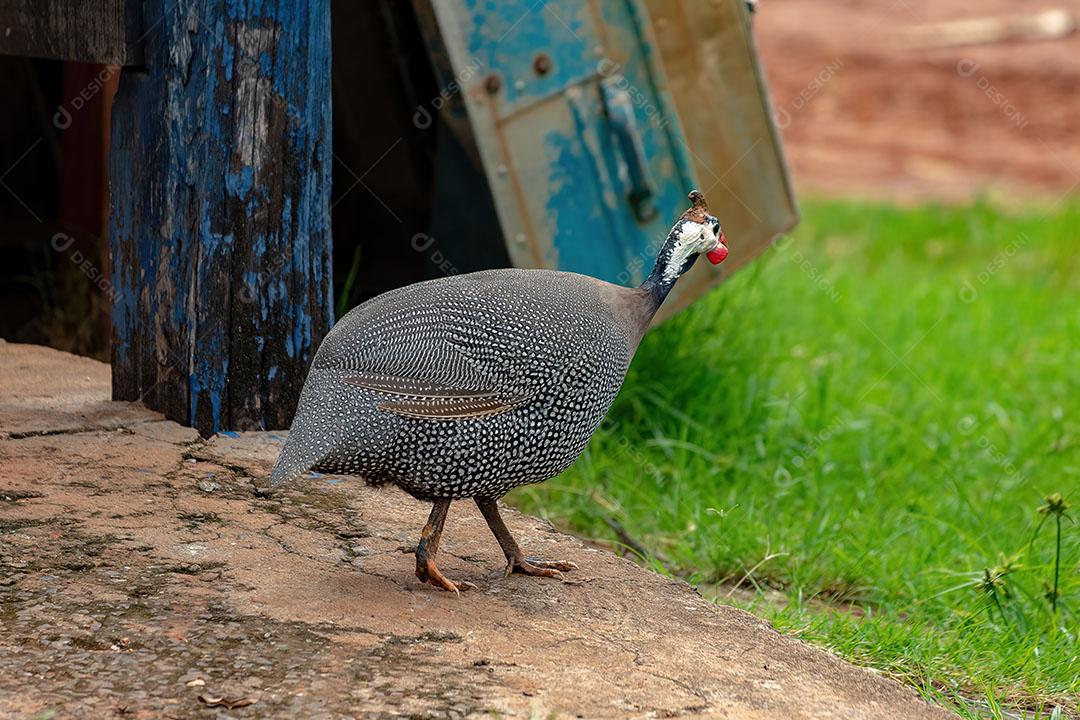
<box><xmin>533</xmin><ymin>53</ymin><xmax>552</xmax><ymax>76</ymax></box>
<box><xmin>484</xmin><ymin>74</ymin><xmax>502</xmax><ymax>94</ymax></box>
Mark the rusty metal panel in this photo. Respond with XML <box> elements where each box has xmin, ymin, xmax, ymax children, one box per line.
<box><xmin>422</xmin><ymin>0</ymin><xmax>796</xmax><ymax>319</ymax></box>
<box><xmin>643</xmin><ymin>0</ymin><xmax>799</xmax><ymax>316</ymax></box>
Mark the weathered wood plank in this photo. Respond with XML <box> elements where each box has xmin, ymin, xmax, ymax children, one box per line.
<box><xmin>0</xmin><ymin>0</ymin><xmax>144</xmax><ymax>65</ymax></box>
<box><xmin>109</xmin><ymin>0</ymin><xmax>333</xmax><ymax>437</ymax></box>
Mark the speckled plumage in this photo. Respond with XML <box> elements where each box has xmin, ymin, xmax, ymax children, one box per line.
<box><xmin>271</xmin><ymin>193</ymin><xmax>726</xmax><ymax>507</ymax></box>
<box><xmin>272</xmin><ymin>269</ymin><xmax>641</xmax><ymax>499</ymax></box>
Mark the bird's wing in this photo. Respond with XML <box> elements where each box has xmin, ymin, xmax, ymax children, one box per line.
<box><xmin>315</xmin><ymin>274</ymin><xmax>557</xmax><ymax>397</ymax></box>
<box><xmin>316</xmin><ymin>269</ymin><xmax>627</xmax><ymax>421</ymax></box>
<box><xmin>342</xmin><ymin>372</ymin><xmax>527</xmax><ymax>420</ymax></box>
<box><xmin>376</xmin><ymin>395</ymin><xmax>528</xmax><ymax>420</ymax></box>
<box><xmin>341</xmin><ymin>373</ymin><xmax>498</xmax><ymax>399</ymax></box>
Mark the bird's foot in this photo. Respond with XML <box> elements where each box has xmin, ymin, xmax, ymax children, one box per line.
<box><xmin>415</xmin><ymin>558</ymin><xmax>476</xmax><ymax>594</ymax></box>
<box><xmin>506</xmin><ymin>556</ymin><xmax>578</xmax><ymax>578</ymax></box>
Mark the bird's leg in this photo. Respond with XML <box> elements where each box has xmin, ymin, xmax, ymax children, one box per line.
<box><xmin>475</xmin><ymin>498</ymin><xmax>577</xmax><ymax>578</ymax></box>
<box><xmin>415</xmin><ymin>498</ymin><xmax>473</xmax><ymax>593</ymax></box>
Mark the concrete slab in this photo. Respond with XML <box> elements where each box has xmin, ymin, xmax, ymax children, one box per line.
<box><xmin>0</xmin><ymin>341</ymin><xmax>951</xmax><ymax>719</ymax></box>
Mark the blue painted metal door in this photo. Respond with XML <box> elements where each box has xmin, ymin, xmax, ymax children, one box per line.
<box><xmin>426</xmin><ymin>0</ymin><xmax>700</xmax><ymax>287</ymax></box>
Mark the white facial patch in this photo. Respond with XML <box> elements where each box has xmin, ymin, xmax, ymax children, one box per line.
<box><xmin>662</xmin><ymin>219</ymin><xmax>719</xmax><ymax>282</ymax></box>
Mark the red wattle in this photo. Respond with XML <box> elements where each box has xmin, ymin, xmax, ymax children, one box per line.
<box><xmin>706</xmin><ymin>244</ymin><xmax>728</xmax><ymax>265</ymax></box>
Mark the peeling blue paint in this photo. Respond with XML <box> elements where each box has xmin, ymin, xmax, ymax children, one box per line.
<box><xmin>225</xmin><ymin>166</ymin><xmax>254</xmax><ymax>197</ymax></box>
<box><xmin>543</xmin><ymin>130</ymin><xmax>621</xmax><ymax>281</ymax></box>
<box><xmin>461</xmin><ymin>0</ymin><xmax>591</xmax><ymax>115</ymax></box>
<box><xmin>453</xmin><ymin>0</ymin><xmax>698</xmax><ymax>287</ymax></box>
<box><xmin>109</xmin><ymin>0</ymin><xmax>333</xmax><ymax>437</ymax></box>
<box><xmin>222</xmin><ymin>40</ymin><xmax>234</xmax><ymax>81</ymax></box>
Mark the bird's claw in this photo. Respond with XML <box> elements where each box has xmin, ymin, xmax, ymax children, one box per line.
<box><xmin>506</xmin><ymin>556</ymin><xmax>578</xmax><ymax>578</ymax></box>
<box><xmin>416</xmin><ymin>558</ymin><xmax>475</xmax><ymax>594</ymax></box>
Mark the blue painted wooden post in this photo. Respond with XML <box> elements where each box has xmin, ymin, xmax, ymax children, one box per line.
<box><xmin>109</xmin><ymin>0</ymin><xmax>333</xmax><ymax>436</ymax></box>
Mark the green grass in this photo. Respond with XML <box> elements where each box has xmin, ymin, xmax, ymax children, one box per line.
<box><xmin>509</xmin><ymin>199</ymin><xmax>1080</xmax><ymax>718</ymax></box>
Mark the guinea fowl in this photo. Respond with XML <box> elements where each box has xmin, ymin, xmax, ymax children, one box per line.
<box><xmin>271</xmin><ymin>191</ymin><xmax>728</xmax><ymax>592</ymax></box>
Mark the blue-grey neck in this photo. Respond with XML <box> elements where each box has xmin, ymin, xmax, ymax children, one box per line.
<box><xmin>639</xmin><ymin>230</ymin><xmax>699</xmax><ymax>309</ymax></box>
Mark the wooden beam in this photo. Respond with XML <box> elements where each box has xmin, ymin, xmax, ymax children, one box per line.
<box><xmin>0</xmin><ymin>0</ymin><xmax>144</xmax><ymax>65</ymax></box>
<box><xmin>109</xmin><ymin>0</ymin><xmax>333</xmax><ymax>437</ymax></box>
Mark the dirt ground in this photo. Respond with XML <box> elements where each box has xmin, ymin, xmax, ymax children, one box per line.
<box><xmin>0</xmin><ymin>340</ymin><xmax>956</xmax><ymax>718</ymax></box>
<box><xmin>755</xmin><ymin>0</ymin><xmax>1080</xmax><ymax>202</ymax></box>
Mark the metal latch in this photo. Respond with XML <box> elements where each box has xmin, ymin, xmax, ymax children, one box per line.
<box><xmin>600</xmin><ymin>75</ymin><xmax>659</xmax><ymax>223</ymax></box>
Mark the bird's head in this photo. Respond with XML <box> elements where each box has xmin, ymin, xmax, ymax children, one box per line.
<box><xmin>679</xmin><ymin>190</ymin><xmax>728</xmax><ymax>266</ymax></box>
<box><xmin>650</xmin><ymin>191</ymin><xmax>728</xmax><ymax>287</ymax></box>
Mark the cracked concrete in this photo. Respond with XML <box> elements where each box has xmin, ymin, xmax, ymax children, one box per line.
<box><xmin>0</xmin><ymin>340</ymin><xmax>953</xmax><ymax>719</ymax></box>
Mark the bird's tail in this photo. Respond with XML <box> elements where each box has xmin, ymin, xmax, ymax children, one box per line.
<box><xmin>269</xmin><ymin>372</ymin><xmax>333</xmax><ymax>486</ymax></box>
<box><xmin>269</xmin><ymin>431</ymin><xmax>321</xmax><ymax>486</ymax></box>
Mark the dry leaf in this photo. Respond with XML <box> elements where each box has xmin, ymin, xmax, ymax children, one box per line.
<box><xmin>197</xmin><ymin>694</ymin><xmax>256</xmax><ymax>709</ymax></box>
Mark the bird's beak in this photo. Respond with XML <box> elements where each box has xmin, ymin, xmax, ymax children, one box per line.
<box><xmin>706</xmin><ymin>232</ymin><xmax>728</xmax><ymax>265</ymax></box>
